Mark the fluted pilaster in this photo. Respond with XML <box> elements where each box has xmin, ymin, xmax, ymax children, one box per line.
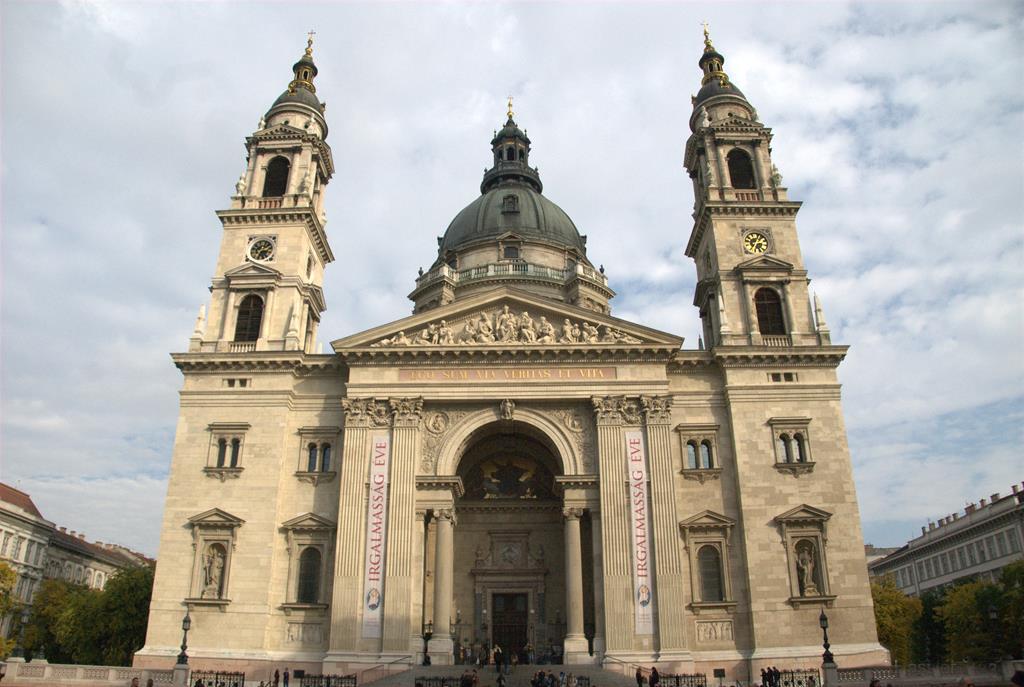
<box><xmin>642</xmin><ymin>395</ymin><xmax>689</xmax><ymax>657</ymax></box>
<box><xmin>383</xmin><ymin>398</ymin><xmax>423</xmax><ymax>651</ymax></box>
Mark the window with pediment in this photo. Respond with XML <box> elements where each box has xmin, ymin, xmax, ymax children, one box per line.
<box><xmin>774</xmin><ymin>504</ymin><xmax>834</xmax><ymax>607</ymax></box>
<box><xmin>679</xmin><ymin>510</ymin><xmax>737</xmax><ymax>612</ymax></box>
<box><xmin>769</xmin><ymin>417</ymin><xmax>814</xmax><ymax>476</ymax></box>
<box><xmin>295</xmin><ymin>426</ymin><xmax>340</xmax><ymax>485</ymax></box>
<box><xmin>280</xmin><ymin>513</ymin><xmax>335</xmax><ymax>611</ymax></box>
<box><xmin>186</xmin><ymin>508</ymin><xmax>244</xmax><ymax>607</ymax></box>
<box><xmin>675</xmin><ymin>423</ymin><xmax>722</xmax><ymax>484</ymax></box>
<box><xmin>205</xmin><ymin>422</ymin><xmax>249</xmax><ymax>481</ymax></box>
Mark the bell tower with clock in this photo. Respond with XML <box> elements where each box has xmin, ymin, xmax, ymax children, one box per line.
<box><xmin>683</xmin><ymin>27</ymin><xmax>830</xmax><ymax>349</ymax></box>
<box><xmin>191</xmin><ymin>34</ymin><xmax>335</xmax><ymax>354</ymax></box>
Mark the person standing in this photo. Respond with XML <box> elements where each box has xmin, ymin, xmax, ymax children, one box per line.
<box><xmin>650</xmin><ymin>667</ymin><xmax>660</xmax><ymax>687</ymax></box>
<box><xmin>283</xmin><ymin>669</ymin><xmax>290</xmax><ymax>687</ymax></box>
<box><xmin>636</xmin><ymin>668</ymin><xmax>644</xmax><ymax>687</ymax></box>
<box><xmin>273</xmin><ymin>670</ymin><xmax>280</xmax><ymax>687</ymax></box>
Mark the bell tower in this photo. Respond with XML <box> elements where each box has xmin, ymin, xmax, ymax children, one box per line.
<box><xmin>683</xmin><ymin>26</ymin><xmax>830</xmax><ymax>349</ymax></box>
<box><xmin>190</xmin><ymin>34</ymin><xmax>335</xmax><ymax>354</ymax></box>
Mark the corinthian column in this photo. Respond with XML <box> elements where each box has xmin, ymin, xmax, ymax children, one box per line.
<box><xmin>564</xmin><ymin>508</ymin><xmax>585</xmax><ymax>638</ymax></box>
<box><xmin>428</xmin><ymin>509</ymin><xmax>455</xmax><ymax>661</ymax></box>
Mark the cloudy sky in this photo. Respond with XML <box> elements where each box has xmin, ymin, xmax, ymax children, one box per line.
<box><xmin>1</xmin><ymin>1</ymin><xmax>1021</xmax><ymax>557</ymax></box>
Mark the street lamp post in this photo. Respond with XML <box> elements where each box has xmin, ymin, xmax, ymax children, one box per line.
<box><xmin>423</xmin><ymin>620</ymin><xmax>433</xmax><ymax>665</ymax></box>
<box><xmin>819</xmin><ymin>610</ymin><xmax>838</xmax><ymax>687</ymax></box>
<box><xmin>11</xmin><ymin>608</ymin><xmax>30</xmax><ymax>660</ymax></box>
<box><xmin>176</xmin><ymin>611</ymin><xmax>192</xmax><ymax>665</ymax></box>
<box><xmin>819</xmin><ymin>610</ymin><xmax>834</xmax><ymax>664</ymax></box>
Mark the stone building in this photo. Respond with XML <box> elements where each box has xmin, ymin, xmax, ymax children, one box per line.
<box><xmin>868</xmin><ymin>482</ymin><xmax>1024</xmax><ymax>596</ymax></box>
<box><xmin>0</xmin><ymin>483</ymin><xmax>150</xmax><ymax>637</ymax></box>
<box><xmin>136</xmin><ymin>31</ymin><xmax>886</xmax><ymax>679</ymax></box>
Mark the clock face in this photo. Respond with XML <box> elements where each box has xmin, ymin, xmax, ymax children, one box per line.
<box><xmin>743</xmin><ymin>232</ymin><xmax>769</xmax><ymax>254</ymax></box>
<box><xmin>249</xmin><ymin>238</ymin><xmax>274</xmax><ymax>261</ymax></box>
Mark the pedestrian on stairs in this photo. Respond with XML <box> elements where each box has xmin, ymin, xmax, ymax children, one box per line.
<box><xmin>635</xmin><ymin>668</ymin><xmax>644</xmax><ymax>687</ymax></box>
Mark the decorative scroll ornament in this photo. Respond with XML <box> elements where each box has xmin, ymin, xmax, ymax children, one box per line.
<box><xmin>420</xmin><ymin>408</ymin><xmax>469</xmax><ymax>473</ymax></box>
<box><xmin>371</xmin><ymin>305</ymin><xmax>643</xmax><ymax>347</ymax></box>
<box><xmin>554</xmin><ymin>407</ymin><xmax>595</xmax><ymax>471</ymax></box>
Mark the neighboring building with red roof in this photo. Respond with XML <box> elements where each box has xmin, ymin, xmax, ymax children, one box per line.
<box><xmin>0</xmin><ymin>482</ymin><xmax>153</xmax><ymax>637</ymax></box>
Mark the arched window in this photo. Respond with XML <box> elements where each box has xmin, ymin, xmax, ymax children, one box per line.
<box><xmin>754</xmin><ymin>288</ymin><xmax>786</xmax><ymax>335</ymax></box>
<box><xmin>234</xmin><ymin>294</ymin><xmax>264</xmax><ymax>342</ymax></box>
<box><xmin>518</xmin><ymin>148</ymin><xmax>525</xmax><ymax>160</ymax></box>
<box><xmin>320</xmin><ymin>444</ymin><xmax>331</xmax><ymax>472</ymax></box>
<box><xmin>726</xmin><ymin>149</ymin><xmax>756</xmax><ymax>189</ymax></box>
<box><xmin>216</xmin><ymin>438</ymin><xmax>227</xmax><ymax>468</ymax></box>
<box><xmin>697</xmin><ymin>545</ymin><xmax>724</xmax><ymax>602</ymax></box>
<box><xmin>230</xmin><ymin>438</ymin><xmax>240</xmax><ymax>468</ymax></box>
<box><xmin>307</xmin><ymin>443</ymin><xmax>318</xmax><ymax>472</ymax></box>
<box><xmin>794</xmin><ymin>434</ymin><xmax>807</xmax><ymax>463</ymax></box>
<box><xmin>778</xmin><ymin>434</ymin><xmax>793</xmax><ymax>463</ymax></box>
<box><xmin>297</xmin><ymin>547</ymin><xmax>322</xmax><ymax>603</ymax></box>
<box><xmin>506</xmin><ymin>146</ymin><xmax>515</xmax><ymax>161</ymax></box>
<box><xmin>686</xmin><ymin>442</ymin><xmax>698</xmax><ymax>470</ymax></box>
<box><xmin>700</xmin><ymin>441</ymin><xmax>714</xmax><ymax>469</ymax></box>
<box><xmin>262</xmin><ymin>156</ymin><xmax>290</xmax><ymax>197</ymax></box>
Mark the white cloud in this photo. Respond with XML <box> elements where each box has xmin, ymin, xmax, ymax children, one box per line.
<box><xmin>1</xmin><ymin>1</ymin><xmax>1021</xmax><ymax>555</ymax></box>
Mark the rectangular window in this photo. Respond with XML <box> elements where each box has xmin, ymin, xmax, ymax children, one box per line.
<box><xmin>0</xmin><ymin>533</ymin><xmax>8</xmax><ymax>557</ymax></box>
<box><xmin>966</xmin><ymin>546</ymin><xmax>977</xmax><ymax>566</ymax></box>
<box><xmin>1008</xmin><ymin>529</ymin><xmax>1021</xmax><ymax>552</ymax></box>
<box><xmin>995</xmin><ymin>533</ymin><xmax>1005</xmax><ymax>556</ymax></box>
<box><xmin>976</xmin><ymin>542</ymin><xmax>987</xmax><ymax>562</ymax></box>
<box><xmin>957</xmin><ymin>548</ymin><xmax>966</xmax><ymax>569</ymax></box>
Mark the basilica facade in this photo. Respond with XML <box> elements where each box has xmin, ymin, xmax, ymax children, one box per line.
<box><xmin>136</xmin><ymin>32</ymin><xmax>887</xmax><ymax>681</ymax></box>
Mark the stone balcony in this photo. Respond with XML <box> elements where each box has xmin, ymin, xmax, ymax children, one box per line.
<box><xmin>413</xmin><ymin>260</ymin><xmax>610</xmax><ymax>293</ymax></box>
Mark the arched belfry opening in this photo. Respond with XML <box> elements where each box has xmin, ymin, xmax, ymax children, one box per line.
<box><xmin>424</xmin><ymin>420</ymin><xmax>596</xmax><ymax>664</ymax></box>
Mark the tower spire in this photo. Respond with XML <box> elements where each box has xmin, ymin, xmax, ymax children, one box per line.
<box><xmin>287</xmin><ymin>32</ymin><xmax>319</xmax><ymax>95</ymax></box>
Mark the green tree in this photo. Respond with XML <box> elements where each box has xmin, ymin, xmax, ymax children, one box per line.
<box><xmin>997</xmin><ymin>560</ymin><xmax>1024</xmax><ymax>659</ymax></box>
<box><xmin>872</xmin><ymin>575</ymin><xmax>922</xmax><ymax>663</ymax></box>
<box><xmin>95</xmin><ymin>565</ymin><xmax>154</xmax><ymax>665</ymax></box>
<box><xmin>23</xmin><ymin>565</ymin><xmax>154</xmax><ymax>666</ymax></box>
<box><xmin>937</xmin><ymin>580</ymin><xmax>1001</xmax><ymax>661</ymax></box>
<box><xmin>0</xmin><ymin>561</ymin><xmax>19</xmax><ymax>657</ymax></box>
<box><xmin>912</xmin><ymin>589</ymin><xmax>947</xmax><ymax>662</ymax></box>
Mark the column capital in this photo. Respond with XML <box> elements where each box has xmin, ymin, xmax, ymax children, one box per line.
<box><xmin>435</xmin><ymin>508</ymin><xmax>457</xmax><ymax>525</ymax></box>
<box><xmin>591</xmin><ymin>395</ymin><xmax>643</xmax><ymax>426</ymax></box>
<box><xmin>640</xmin><ymin>395</ymin><xmax>673</xmax><ymax>425</ymax></box>
<box><xmin>390</xmin><ymin>397</ymin><xmax>424</xmax><ymax>426</ymax></box>
<box><xmin>341</xmin><ymin>397</ymin><xmax>392</xmax><ymax>427</ymax></box>
<box><xmin>562</xmin><ymin>507</ymin><xmax>585</xmax><ymax>521</ymax></box>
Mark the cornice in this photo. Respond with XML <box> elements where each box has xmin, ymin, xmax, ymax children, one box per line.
<box><xmin>686</xmin><ymin>201</ymin><xmax>803</xmax><ymax>258</ymax></box>
<box><xmin>713</xmin><ymin>346</ymin><xmax>849</xmax><ymax>368</ymax></box>
<box><xmin>216</xmin><ymin>207</ymin><xmax>334</xmax><ymax>264</ymax></box>
<box><xmin>172</xmin><ymin>352</ymin><xmax>344</xmax><ymax>375</ymax></box>
<box><xmin>337</xmin><ymin>345</ymin><xmax>678</xmax><ymax>366</ymax></box>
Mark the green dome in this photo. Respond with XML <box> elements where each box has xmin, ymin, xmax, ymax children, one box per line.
<box><xmin>439</xmin><ymin>184</ymin><xmax>586</xmax><ymax>255</ymax></box>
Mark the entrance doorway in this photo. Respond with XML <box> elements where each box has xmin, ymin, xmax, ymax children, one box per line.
<box><xmin>491</xmin><ymin>592</ymin><xmax>528</xmax><ymax>658</ymax></box>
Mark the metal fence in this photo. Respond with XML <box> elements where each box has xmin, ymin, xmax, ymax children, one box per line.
<box><xmin>415</xmin><ymin>677</ymin><xmax>457</xmax><ymax>687</ymax></box>
<box><xmin>660</xmin><ymin>674</ymin><xmax>708</xmax><ymax>687</ymax></box>
<box><xmin>298</xmin><ymin>675</ymin><xmax>358</xmax><ymax>687</ymax></box>
<box><xmin>190</xmin><ymin>670</ymin><xmax>246</xmax><ymax>687</ymax></box>
<box><xmin>775</xmin><ymin>670</ymin><xmax>821</xmax><ymax>687</ymax></box>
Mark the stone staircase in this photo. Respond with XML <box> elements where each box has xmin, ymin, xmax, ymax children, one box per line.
<box><xmin>361</xmin><ymin>664</ymin><xmax>642</xmax><ymax>687</ymax></box>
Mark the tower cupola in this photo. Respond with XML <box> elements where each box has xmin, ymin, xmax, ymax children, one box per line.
<box><xmin>691</xmin><ymin>24</ymin><xmax>748</xmax><ymax>114</ymax></box>
<box><xmin>482</xmin><ymin>98</ymin><xmax>542</xmax><ymax>193</ymax></box>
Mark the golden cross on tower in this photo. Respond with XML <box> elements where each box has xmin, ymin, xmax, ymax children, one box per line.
<box><xmin>702</xmin><ymin>20</ymin><xmax>714</xmax><ymax>49</ymax></box>
<box><xmin>306</xmin><ymin>29</ymin><xmax>316</xmax><ymax>55</ymax></box>
<box><xmin>507</xmin><ymin>95</ymin><xmax>514</xmax><ymax>120</ymax></box>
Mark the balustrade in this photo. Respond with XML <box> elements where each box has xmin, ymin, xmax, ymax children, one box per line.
<box><xmin>415</xmin><ymin>260</ymin><xmax>608</xmax><ymax>290</ymax></box>
<box><xmin>762</xmin><ymin>335</ymin><xmax>792</xmax><ymax>347</ymax></box>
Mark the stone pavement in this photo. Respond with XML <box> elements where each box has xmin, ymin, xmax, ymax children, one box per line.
<box><xmin>361</xmin><ymin>664</ymin><xmax>643</xmax><ymax>687</ymax></box>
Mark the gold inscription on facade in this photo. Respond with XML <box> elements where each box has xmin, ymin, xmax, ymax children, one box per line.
<box><xmin>398</xmin><ymin>367</ymin><xmax>617</xmax><ymax>382</ymax></box>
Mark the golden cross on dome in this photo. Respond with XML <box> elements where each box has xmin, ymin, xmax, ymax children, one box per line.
<box><xmin>507</xmin><ymin>95</ymin><xmax>514</xmax><ymax>120</ymax></box>
<box><xmin>306</xmin><ymin>29</ymin><xmax>316</xmax><ymax>55</ymax></box>
<box><xmin>702</xmin><ymin>21</ymin><xmax>714</xmax><ymax>50</ymax></box>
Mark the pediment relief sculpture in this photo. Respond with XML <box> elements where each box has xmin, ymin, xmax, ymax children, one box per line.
<box><xmin>370</xmin><ymin>304</ymin><xmax>643</xmax><ymax>348</ymax></box>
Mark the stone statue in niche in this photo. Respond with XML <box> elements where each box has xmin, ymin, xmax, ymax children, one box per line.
<box><xmin>202</xmin><ymin>544</ymin><xmax>226</xmax><ymax>598</ymax></box>
<box><xmin>235</xmin><ymin>174</ymin><xmax>246</xmax><ymax>195</ymax></box>
<box><xmin>500</xmin><ymin>399</ymin><xmax>515</xmax><ymax>421</ymax></box>
<box><xmin>796</xmin><ymin>540</ymin><xmax>819</xmax><ymax>596</ymax></box>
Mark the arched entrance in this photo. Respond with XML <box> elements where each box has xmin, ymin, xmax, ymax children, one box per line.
<box><xmin>424</xmin><ymin>420</ymin><xmax>595</xmax><ymax>666</ymax></box>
